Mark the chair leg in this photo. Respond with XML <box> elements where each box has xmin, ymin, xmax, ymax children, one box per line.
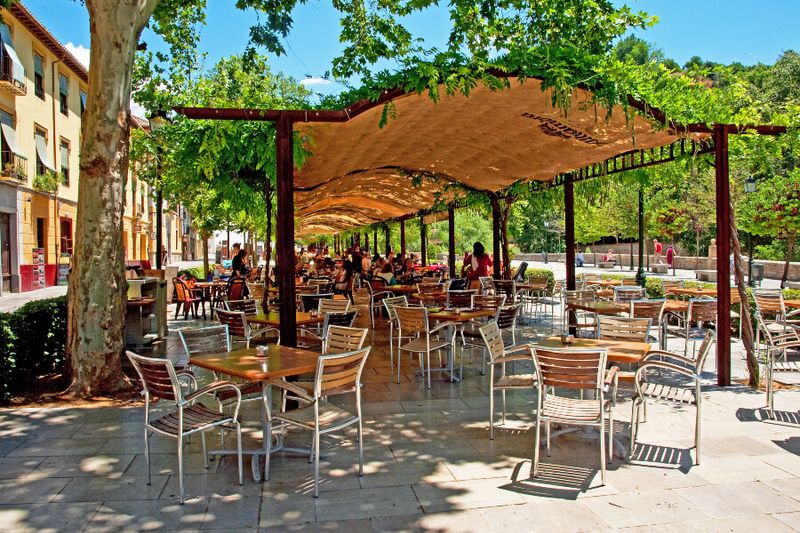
<box><xmin>629</xmin><ymin>399</ymin><xmax>638</xmax><ymax>460</ymax></box>
<box><xmin>489</xmin><ymin>370</ymin><xmax>495</xmax><ymax>440</ymax></box>
<box><xmin>174</xmin><ymin>302</ymin><xmax>181</xmax><ymax>320</ymax></box>
<box><xmin>599</xmin><ymin>418</ymin><xmax>606</xmax><ymax>486</ymax></box>
<box><xmin>313</xmin><ymin>428</ymin><xmax>321</xmax><ymax>498</ymax></box>
<box><xmin>426</xmin><ymin>351</ymin><xmax>432</xmax><ymax>389</ymax></box>
<box><xmin>264</xmin><ymin>419</ymin><xmax>272</xmax><ymax>481</ymax></box>
<box><xmin>178</xmin><ymin>434</ymin><xmax>185</xmax><ymax>504</ymax></box>
<box><xmin>608</xmin><ymin>411</ymin><xmax>614</xmax><ymax>465</ymax></box>
<box><xmin>694</xmin><ymin>403</ymin><xmax>701</xmax><ymax>466</ymax></box>
<box><xmin>546</xmin><ymin>420</ymin><xmax>551</xmax><ymax>457</ymax></box>
<box><xmin>144</xmin><ymin>428</ymin><xmax>151</xmax><ymax>485</ymax></box>
<box><xmin>357</xmin><ymin>417</ymin><xmax>364</xmax><ymax>477</ymax></box>
<box><xmin>236</xmin><ymin>424</ymin><xmax>243</xmax><ymax>485</ymax></box>
<box><xmin>533</xmin><ymin>416</ymin><xmax>542</xmax><ymax>477</ymax></box>
<box><xmin>201</xmin><ymin>431</ymin><xmax>209</xmax><ymax>469</ymax></box>
<box><xmin>501</xmin><ymin>389</ymin><xmax>507</xmax><ymax>425</ymax></box>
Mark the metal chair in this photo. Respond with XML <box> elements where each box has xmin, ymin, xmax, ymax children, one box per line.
<box><xmin>537</xmin><ymin>279</ymin><xmax>564</xmax><ymax>326</ymax></box>
<box><xmin>613</xmin><ymin>286</ymin><xmax>646</xmax><ymax>303</ymax></box>
<box><xmin>532</xmin><ymin>347</ymin><xmax>617</xmax><ymax>485</ymax></box>
<box><xmin>471</xmin><ymin>294</ymin><xmax>507</xmax><ymax>310</ymax></box>
<box><xmin>318</xmin><ymin>298</ymin><xmax>351</xmax><ymax>315</ymax></box>
<box><xmin>478</xmin><ymin>321</ymin><xmax>536</xmax><ymax>439</ymax></box>
<box><xmin>754</xmin><ymin>289</ymin><xmax>800</xmax><ymax>349</ymax></box>
<box><xmin>597</xmin><ymin>316</ymin><xmax>650</xmax><ymax>342</ymax></box>
<box><xmin>173</xmin><ymin>278</ymin><xmax>205</xmax><ymax>320</ymax></box>
<box><xmin>757</xmin><ymin>316</ymin><xmax>800</xmax><ymax>419</ymax></box>
<box><xmin>479</xmin><ymin>276</ymin><xmax>495</xmax><ymax>294</ymax></box>
<box><xmin>493</xmin><ymin>280</ymin><xmax>516</xmax><ymax>304</ymax></box>
<box><xmin>662</xmin><ymin>279</ymin><xmax>684</xmax><ymax>296</ymax></box>
<box><xmin>216</xmin><ymin>308</ymin><xmax>279</xmax><ymax>348</ymax></box>
<box><xmin>630</xmin><ymin>330</ymin><xmax>714</xmax><ymax>465</ymax></box>
<box><xmin>383</xmin><ymin>295</ymin><xmax>410</xmax><ymax>371</ymax></box>
<box><xmin>630</xmin><ymin>299</ymin><xmax>666</xmax><ymax>348</ymax></box>
<box><xmin>126</xmin><ymin>351</ymin><xmax>243</xmax><ymax>503</ymax></box>
<box><xmin>394</xmin><ymin>306</ymin><xmax>454</xmax><ymax>388</ymax></box>
<box><xmin>364</xmin><ymin>282</ymin><xmax>395</xmax><ymax>327</ymax></box>
<box><xmin>246</xmin><ymin>282</ymin><xmax>265</xmax><ymax>306</ymax></box>
<box><xmin>665</xmin><ymin>298</ymin><xmax>717</xmax><ymax>357</ymax></box>
<box><xmin>563</xmin><ymin>289</ymin><xmax>597</xmax><ymax>337</ymax></box>
<box><xmin>226</xmin><ymin>276</ymin><xmax>247</xmax><ymax>301</ymax></box>
<box><xmin>300</xmin><ymin>292</ymin><xmax>334</xmax><ymax>312</ymax></box>
<box><xmin>264</xmin><ymin>347</ymin><xmax>371</xmax><ymax>497</ymax></box>
<box><xmin>297</xmin><ymin>310</ymin><xmax>359</xmax><ymax>350</ymax></box>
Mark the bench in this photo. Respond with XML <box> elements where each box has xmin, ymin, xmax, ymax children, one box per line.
<box><xmin>650</xmin><ymin>263</ymin><xmax>668</xmax><ymax>274</ymax></box>
<box><xmin>598</xmin><ymin>262</ymin><xmax>616</xmax><ymax>269</ymax></box>
<box><xmin>696</xmin><ymin>270</ymin><xmax>717</xmax><ymax>282</ymax></box>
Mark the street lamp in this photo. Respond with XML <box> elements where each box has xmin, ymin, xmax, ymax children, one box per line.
<box><xmin>148</xmin><ymin>109</ymin><xmax>169</xmax><ymax>269</ymax></box>
<box><xmin>744</xmin><ymin>175</ymin><xmax>756</xmax><ymax>286</ymax></box>
<box><xmin>543</xmin><ymin>221</ymin><xmax>549</xmax><ymax>263</ymax></box>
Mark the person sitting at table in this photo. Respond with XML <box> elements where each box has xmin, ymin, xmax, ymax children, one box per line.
<box><xmin>334</xmin><ymin>260</ymin><xmax>355</xmax><ymax>301</ymax></box>
<box><xmin>602</xmin><ymin>249</ymin><xmax>617</xmax><ymax>265</ymax></box>
<box><xmin>377</xmin><ymin>263</ymin><xmax>398</xmax><ymax>285</ymax></box>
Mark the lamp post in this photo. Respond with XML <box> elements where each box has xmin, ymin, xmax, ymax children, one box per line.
<box><xmin>635</xmin><ymin>185</ymin><xmax>646</xmax><ymax>286</ymax></box>
<box><xmin>542</xmin><ymin>221</ymin><xmax>549</xmax><ymax>263</ymax></box>
<box><xmin>148</xmin><ymin>109</ymin><xmax>169</xmax><ymax>269</ymax></box>
<box><xmin>745</xmin><ymin>175</ymin><xmax>756</xmax><ymax>287</ymax></box>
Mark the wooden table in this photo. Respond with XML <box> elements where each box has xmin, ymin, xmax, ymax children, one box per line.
<box><xmin>670</xmin><ymin>287</ymin><xmax>719</xmax><ymax>297</ymax></box>
<box><xmin>412</xmin><ymin>292</ymin><xmax>447</xmax><ymax>303</ymax></box>
<box><xmin>589</xmin><ymin>279</ymin><xmax>623</xmax><ymax>288</ymax></box>
<box><xmin>785</xmin><ymin>299</ymin><xmax>800</xmax><ymax>309</ymax></box>
<box><xmin>191</xmin><ymin>345</ymin><xmax>321</xmax><ymax>481</ymax></box>
<box><xmin>535</xmin><ymin>336</ymin><xmax>652</xmax><ymax>365</ymax></box>
<box><xmin>517</xmin><ymin>282</ymin><xmax>548</xmax><ymax>291</ymax></box>
<box><xmin>248</xmin><ymin>311</ymin><xmax>323</xmax><ymax>327</ymax></box>
<box><xmin>385</xmin><ymin>285</ymin><xmax>418</xmax><ymax>294</ymax></box>
<box><xmin>567</xmin><ymin>300</ymin><xmax>627</xmax><ymax>315</ymax></box>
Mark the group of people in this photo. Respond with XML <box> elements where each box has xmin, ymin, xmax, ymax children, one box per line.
<box><xmin>574</xmin><ymin>239</ymin><xmax>675</xmax><ymax>268</ymax></box>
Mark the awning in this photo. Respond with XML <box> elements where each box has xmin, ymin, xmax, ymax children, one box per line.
<box><xmin>60</xmin><ymin>142</ymin><xmax>69</xmax><ymax>169</ymax></box>
<box><xmin>35</xmin><ymin>133</ymin><xmax>55</xmax><ymax>172</ymax></box>
<box><xmin>1</xmin><ymin>124</ymin><xmax>26</xmax><ymax>159</ymax></box>
<box><xmin>0</xmin><ymin>24</ymin><xmax>26</xmax><ymax>88</ymax></box>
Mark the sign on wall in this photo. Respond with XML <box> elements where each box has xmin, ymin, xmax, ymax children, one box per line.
<box><xmin>32</xmin><ymin>247</ymin><xmax>45</xmax><ymax>289</ymax></box>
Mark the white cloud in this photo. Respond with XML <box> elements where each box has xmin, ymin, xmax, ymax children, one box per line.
<box><xmin>130</xmin><ymin>100</ymin><xmax>147</xmax><ymax>119</ymax></box>
<box><xmin>300</xmin><ymin>77</ymin><xmax>333</xmax><ymax>87</ymax></box>
<box><xmin>65</xmin><ymin>42</ymin><xmax>90</xmax><ymax>68</ymax></box>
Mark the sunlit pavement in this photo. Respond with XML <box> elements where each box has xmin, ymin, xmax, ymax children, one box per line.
<box><xmin>1</xmin><ymin>299</ymin><xmax>800</xmax><ymax>532</ymax></box>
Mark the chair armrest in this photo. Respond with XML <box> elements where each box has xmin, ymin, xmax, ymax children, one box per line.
<box><xmin>604</xmin><ymin>366</ymin><xmax>619</xmax><ymax>387</ymax></box>
<box><xmin>265</xmin><ymin>379</ymin><xmax>315</xmax><ymax>403</ymax></box>
<box><xmin>184</xmin><ymin>381</ymin><xmax>242</xmax><ymax>420</ymax></box>
<box><xmin>505</xmin><ymin>344</ymin><xmax>533</xmax><ymax>356</ymax></box>
<box><xmin>643</xmin><ymin>349</ymin><xmax>696</xmax><ymax>367</ymax></box>
<box><xmin>635</xmin><ymin>360</ymin><xmax>698</xmax><ymax>382</ymax></box>
<box><xmin>296</xmin><ymin>328</ymin><xmax>323</xmax><ymax>341</ymax></box>
<box><xmin>373</xmin><ymin>290</ymin><xmax>394</xmax><ymax>299</ymax></box>
<box><xmin>251</xmin><ymin>325</ymin><xmax>280</xmax><ymax>340</ymax></box>
<box><xmin>175</xmin><ymin>369</ymin><xmax>197</xmax><ymax>392</ymax></box>
<box><xmin>490</xmin><ymin>353</ymin><xmax>533</xmax><ymax>365</ymax></box>
<box><xmin>430</xmin><ymin>321</ymin><xmax>457</xmax><ymax>334</ymax></box>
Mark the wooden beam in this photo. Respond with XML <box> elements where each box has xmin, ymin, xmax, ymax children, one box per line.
<box><xmin>448</xmin><ymin>206</ymin><xmax>456</xmax><ymax>279</ymax></box>
<box><xmin>420</xmin><ymin>216</ymin><xmax>427</xmax><ymax>267</ymax></box>
<box><xmin>276</xmin><ymin>112</ymin><xmax>297</xmax><ymax>347</ymax></box>
<box><xmin>492</xmin><ymin>204</ymin><xmax>501</xmax><ymax>279</ymax></box>
<box><xmin>714</xmin><ymin>124</ymin><xmax>732</xmax><ymax>387</ymax></box>
<box><xmin>400</xmin><ymin>219</ymin><xmax>406</xmax><ymax>258</ymax></box>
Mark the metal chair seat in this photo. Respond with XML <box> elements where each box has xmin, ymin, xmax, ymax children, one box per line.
<box><xmin>540</xmin><ymin>395</ymin><xmax>608</xmax><ymax>423</ymax></box>
<box><xmin>495</xmin><ymin>373</ymin><xmax>536</xmax><ymax>388</ymax></box>
<box><xmin>275</xmin><ymin>401</ymin><xmax>359</xmax><ymax>431</ymax></box>
<box><xmin>149</xmin><ymin>403</ymin><xmax>237</xmax><ymax>436</ymax></box>
<box><xmin>639</xmin><ymin>382</ymin><xmax>696</xmax><ymax>405</ymax></box>
<box><xmin>400</xmin><ymin>337</ymin><xmax>451</xmax><ymax>353</ymax></box>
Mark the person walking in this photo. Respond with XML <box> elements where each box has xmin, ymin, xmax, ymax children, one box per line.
<box><xmin>654</xmin><ymin>239</ymin><xmax>663</xmax><ymax>264</ymax></box>
<box><xmin>666</xmin><ymin>244</ymin><xmax>675</xmax><ymax>270</ymax></box>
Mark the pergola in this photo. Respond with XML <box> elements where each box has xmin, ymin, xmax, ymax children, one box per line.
<box><xmin>177</xmin><ymin>76</ymin><xmax>786</xmax><ymax>387</ymax></box>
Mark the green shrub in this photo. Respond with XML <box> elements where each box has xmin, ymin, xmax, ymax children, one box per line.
<box><xmin>177</xmin><ymin>267</ymin><xmax>205</xmax><ymax>280</ymax></box>
<box><xmin>524</xmin><ymin>268</ymin><xmax>555</xmax><ymax>292</ymax></box>
<box><xmin>0</xmin><ymin>296</ymin><xmax>67</xmax><ymax>403</ymax></box>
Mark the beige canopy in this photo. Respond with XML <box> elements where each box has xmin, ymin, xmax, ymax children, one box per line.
<box><xmin>293</xmin><ymin>77</ymin><xmax>685</xmax><ymax>235</ymax></box>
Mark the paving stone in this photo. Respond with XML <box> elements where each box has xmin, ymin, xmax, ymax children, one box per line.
<box><xmin>412</xmin><ymin>477</ymin><xmax>527</xmax><ymax>513</ymax></box>
<box><xmin>0</xmin><ymin>477</ymin><xmax>71</xmax><ymax>504</ymax></box>
<box><xmin>478</xmin><ymin>499</ymin><xmax>609</xmax><ymax>531</ymax></box>
<box><xmin>85</xmin><ymin>498</ymin><xmax>209</xmax><ymax>532</ymax></box>
<box><xmin>55</xmin><ymin>475</ymin><xmax>169</xmax><ymax>503</ymax></box>
<box><xmin>7</xmin><ymin>437</ymin><xmax>108</xmax><ymax>457</ymax></box>
<box><xmin>581</xmin><ymin>488</ymin><xmax>710</xmax><ymax>528</ymax></box>
<box><xmin>31</xmin><ymin>454</ymin><xmax>135</xmax><ymax>478</ymax></box>
<box><xmin>0</xmin><ymin>501</ymin><xmax>102</xmax><ymax>532</ymax></box>
<box><xmin>676</xmin><ymin>481</ymin><xmax>800</xmax><ymax>518</ymax></box>
<box><xmin>0</xmin><ymin>457</ymin><xmax>44</xmax><ymax>479</ymax></box>
<box><xmin>315</xmin><ymin>486</ymin><xmax>421</xmax><ymax>521</ymax></box>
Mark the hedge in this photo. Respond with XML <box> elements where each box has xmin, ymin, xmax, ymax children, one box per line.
<box><xmin>0</xmin><ymin>296</ymin><xmax>67</xmax><ymax>403</ymax></box>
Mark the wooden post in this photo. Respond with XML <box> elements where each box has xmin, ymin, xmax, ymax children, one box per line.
<box><xmin>714</xmin><ymin>124</ymin><xmax>731</xmax><ymax>387</ymax></box>
<box><xmin>420</xmin><ymin>216</ymin><xmax>427</xmax><ymax>267</ymax></box>
<box><xmin>400</xmin><ymin>219</ymin><xmax>406</xmax><ymax>258</ymax></box>
<box><xmin>275</xmin><ymin>112</ymin><xmax>296</xmax><ymax>347</ymax></box>
<box><xmin>448</xmin><ymin>206</ymin><xmax>456</xmax><ymax>279</ymax></box>
<box><xmin>373</xmin><ymin>229</ymin><xmax>377</xmax><ymax>256</ymax></box>
<box><xmin>565</xmin><ymin>172</ymin><xmax>576</xmax><ymax>291</ymax></box>
<box><xmin>364</xmin><ymin>231</ymin><xmax>369</xmax><ymax>253</ymax></box>
<box><xmin>384</xmin><ymin>224</ymin><xmax>391</xmax><ymax>257</ymax></box>
<box><xmin>492</xmin><ymin>203</ymin><xmax>501</xmax><ymax>279</ymax></box>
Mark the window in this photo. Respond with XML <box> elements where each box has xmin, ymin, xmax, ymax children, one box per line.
<box><xmin>34</xmin><ymin>127</ymin><xmax>53</xmax><ymax>176</ymax></box>
<box><xmin>79</xmin><ymin>90</ymin><xmax>87</xmax><ymax>115</ymax></box>
<box><xmin>59</xmin><ymin>74</ymin><xmax>69</xmax><ymax>115</ymax></box>
<box><xmin>60</xmin><ymin>217</ymin><xmax>73</xmax><ymax>255</ymax></box>
<box><xmin>33</xmin><ymin>54</ymin><xmax>44</xmax><ymax>99</ymax></box>
<box><xmin>60</xmin><ymin>139</ymin><xmax>70</xmax><ymax>186</ymax></box>
<box><xmin>36</xmin><ymin>217</ymin><xmax>46</xmax><ymax>250</ymax></box>
<box><xmin>0</xmin><ymin>109</ymin><xmax>25</xmax><ymax>179</ymax></box>
<box><xmin>0</xmin><ymin>24</ymin><xmax>25</xmax><ymax>91</ymax></box>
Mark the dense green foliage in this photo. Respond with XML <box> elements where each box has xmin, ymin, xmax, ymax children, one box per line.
<box><xmin>0</xmin><ymin>297</ymin><xmax>68</xmax><ymax>403</ymax></box>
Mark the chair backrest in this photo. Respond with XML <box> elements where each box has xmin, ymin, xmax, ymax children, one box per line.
<box><xmin>297</xmin><ymin>284</ymin><xmax>320</xmax><ymax>295</ymax></box>
<box><xmin>597</xmin><ymin>316</ymin><xmax>650</xmax><ymax>342</ymax></box>
<box><xmin>227</xmin><ymin>276</ymin><xmax>247</xmax><ymax>301</ymax></box>
<box><xmin>688</xmin><ymin>298</ymin><xmax>718</xmax><ymax>323</ymax></box>
<box><xmin>300</xmin><ymin>293</ymin><xmax>333</xmax><ymax>312</ymax></box>
<box><xmin>479</xmin><ymin>276</ymin><xmax>495</xmax><ymax>293</ymax></box>
<box><xmin>551</xmin><ymin>279</ymin><xmax>565</xmax><ymax>296</ymax></box>
<box><xmin>448</xmin><ymin>278</ymin><xmax>468</xmax><ymax>291</ymax></box>
<box><xmin>447</xmin><ymin>289</ymin><xmax>477</xmax><ymax>308</ymax></box>
<box><xmin>730</xmin><ymin>288</ymin><xmax>742</xmax><ymax>305</ymax></box>
<box><xmin>472</xmin><ymin>294</ymin><xmax>506</xmax><ymax>310</ymax></box>
<box><xmin>493</xmin><ymin>280</ymin><xmax>516</xmax><ymax>300</ymax></box>
<box><xmin>614</xmin><ymin>286</ymin><xmax>646</xmax><ymax>302</ymax></box>
<box><xmin>564</xmin><ymin>289</ymin><xmax>595</xmax><ymax>303</ymax></box>
<box><xmin>478</xmin><ymin>321</ymin><xmax>506</xmax><ymax>362</ymax></box>
<box><xmin>754</xmin><ymin>289</ymin><xmax>785</xmax><ymax>317</ymax></box>
<box><xmin>126</xmin><ymin>351</ymin><xmax>181</xmax><ymax>402</ymax></box>
<box><xmin>216</xmin><ymin>308</ymin><xmax>249</xmax><ymax>338</ymax></box>
<box><xmin>693</xmin><ymin>329</ymin><xmax>715</xmax><ymax>371</ymax></box>
<box><xmin>313</xmin><ymin>346</ymin><xmax>371</xmax><ymax>398</ymax></box>
<box><xmin>319</xmin><ymin>298</ymin><xmax>351</xmax><ymax>315</ymax></box>
<box><xmin>496</xmin><ymin>304</ymin><xmax>521</xmax><ymax>330</ymax></box>
<box><xmin>307</xmin><ymin>278</ymin><xmax>331</xmax><ymax>287</ymax></box>
<box><xmin>324</xmin><ymin>325</ymin><xmax>368</xmax><ymax>354</ymax></box>
<box><xmin>417</xmin><ymin>282</ymin><xmax>442</xmax><ymax>294</ymax></box>
<box><xmin>173</xmin><ymin>277</ymin><xmax>193</xmax><ymax>303</ymax></box>
<box><xmin>621</xmin><ymin>277</ymin><xmax>639</xmax><ymax>286</ymax></box>
<box><xmin>630</xmin><ymin>299</ymin><xmax>665</xmax><ymax>325</ymax></box>
<box><xmin>533</xmin><ymin>347</ymin><xmax>607</xmax><ymax>393</ymax></box>
<box><xmin>382</xmin><ymin>295</ymin><xmax>409</xmax><ymax>323</ymax></box>
<box><xmin>582</xmin><ymin>273</ymin><xmax>601</xmax><ymax>283</ymax></box>
<box><xmin>394</xmin><ymin>305</ymin><xmax>429</xmax><ymax>335</ymax></box>
<box><xmin>247</xmin><ymin>282</ymin><xmax>265</xmax><ymax>302</ymax></box>
<box><xmin>178</xmin><ymin>325</ymin><xmax>230</xmax><ymax>357</ymax></box>
<box><xmin>527</xmin><ymin>275</ymin><xmax>549</xmax><ymax>288</ymax></box>
<box><xmin>513</xmin><ymin>262</ymin><xmax>528</xmax><ymax>282</ymax></box>
<box><xmin>226</xmin><ymin>299</ymin><xmax>258</xmax><ymax>316</ymax></box>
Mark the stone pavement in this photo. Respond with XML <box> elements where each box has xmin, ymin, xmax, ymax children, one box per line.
<box><xmin>1</xmin><ymin>302</ymin><xmax>800</xmax><ymax>532</ymax></box>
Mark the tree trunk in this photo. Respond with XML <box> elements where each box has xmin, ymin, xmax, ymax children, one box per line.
<box><xmin>695</xmin><ymin>229</ymin><xmax>701</xmax><ymax>270</ymax></box>
<box><xmin>730</xmin><ymin>201</ymin><xmax>759</xmax><ymax>386</ymax></box>
<box><xmin>264</xmin><ymin>185</ymin><xmax>273</xmax><ymax>286</ymax></box>
<box><xmin>202</xmin><ymin>231</ymin><xmax>209</xmax><ymax>280</ymax></box>
<box><xmin>782</xmin><ymin>234</ymin><xmax>796</xmax><ymax>289</ymax></box>
<box><xmin>67</xmin><ymin>0</ymin><xmax>159</xmax><ymax>397</ymax></box>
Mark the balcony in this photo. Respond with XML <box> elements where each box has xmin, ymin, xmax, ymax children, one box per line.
<box><xmin>0</xmin><ymin>153</ymin><xmax>27</xmax><ymax>183</ymax></box>
<box><xmin>0</xmin><ymin>69</ymin><xmax>25</xmax><ymax>96</ymax></box>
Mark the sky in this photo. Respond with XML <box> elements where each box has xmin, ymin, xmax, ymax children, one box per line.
<box><xmin>20</xmin><ymin>0</ymin><xmax>800</xmax><ymax>105</ymax></box>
